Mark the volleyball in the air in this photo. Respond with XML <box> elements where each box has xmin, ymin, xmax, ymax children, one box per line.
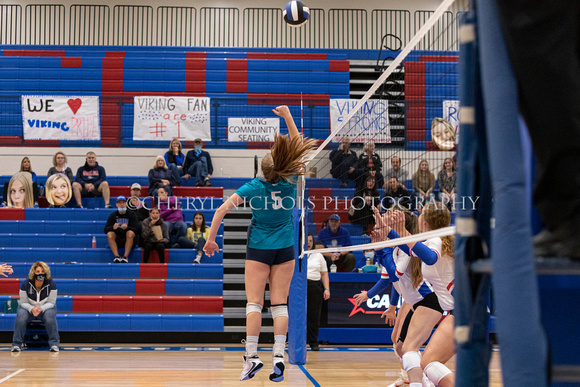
<box><xmin>283</xmin><ymin>0</ymin><xmax>310</xmax><ymax>27</ymax></box>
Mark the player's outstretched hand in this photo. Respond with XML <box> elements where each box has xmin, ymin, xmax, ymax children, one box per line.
<box><xmin>272</xmin><ymin>105</ymin><xmax>291</xmax><ymax>119</ymax></box>
<box><xmin>203</xmin><ymin>240</ymin><xmax>219</xmax><ymax>257</ymax></box>
<box><xmin>353</xmin><ymin>291</ymin><xmax>369</xmax><ymax>306</ymax></box>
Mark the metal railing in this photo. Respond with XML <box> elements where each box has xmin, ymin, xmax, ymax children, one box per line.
<box><xmin>24</xmin><ymin>4</ymin><xmax>65</xmax><ymax>45</ymax></box>
<box><xmin>156</xmin><ymin>6</ymin><xmax>196</xmax><ymax>47</ymax></box>
<box><xmin>69</xmin><ymin>4</ymin><xmax>110</xmax><ymax>46</ymax></box>
<box><xmin>112</xmin><ymin>5</ymin><xmax>153</xmax><ymax>46</ymax></box>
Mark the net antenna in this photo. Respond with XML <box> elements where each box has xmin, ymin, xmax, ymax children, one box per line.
<box><xmin>305</xmin><ymin>0</ymin><xmax>457</xmax><ymax>165</ymax></box>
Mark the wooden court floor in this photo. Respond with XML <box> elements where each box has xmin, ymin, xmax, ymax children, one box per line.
<box><xmin>1</xmin><ymin>345</ymin><xmax>503</xmax><ymax>386</ymax></box>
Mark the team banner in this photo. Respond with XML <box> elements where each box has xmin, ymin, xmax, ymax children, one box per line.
<box><xmin>443</xmin><ymin>100</ymin><xmax>460</xmax><ymax>144</ymax></box>
<box><xmin>133</xmin><ymin>96</ymin><xmax>211</xmax><ymax>141</ymax></box>
<box><xmin>329</xmin><ymin>99</ymin><xmax>391</xmax><ymax>143</ymax></box>
<box><xmin>21</xmin><ymin>95</ymin><xmax>101</xmax><ymax>140</ymax></box>
<box><xmin>227</xmin><ymin>117</ymin><xmax>280</xmax><ymax>142</ymax></box>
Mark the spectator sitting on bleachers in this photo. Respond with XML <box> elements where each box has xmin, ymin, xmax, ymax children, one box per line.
<box><xmin>437</xmin><ymin>157</ymin><xmax>456</xmax><ymax>208</ymax></box>
<box><xmin>356</xmin><ymin>166</ymin><xmax>384</xmax><ymax>191</ymax></box>
<box><xmin>45</xmin><ymin>174</ymin><xmax>72</xmax><ymax>208</ymax></box>
<box><xmin>177</xmin><ymin>211</ymin><xmax>210</xmax><ymax>264</ymax></box>
<box><xmin>11</xmin><ymin>261</ymin><xmax>60</xmax><ymax>353</ymax></box>
<box><xmin>349</xmin><ymin>176</ymin><xmax>381</xmax><ymax>235</ymax></box>
<box><xmin>183</xmin><ymin>138</ymin><xmax>213</xmax><ymax>187</ymax></box>
<box><xmin>384</xmin><ymin>177</ymin><xmax>410</xmax><ymax>210</ymax></box>
<box><xmin>72</xmin><ymin>151</ymin><xmax>111</xmax><ymax>208</ymax></box>
<box><xmin>104</xmin><ymin>196</ymin><xmax>137</xmax><ymax>263</ymax></box>
<box><xmin>2</xmin><ymin>172</ymin><xmax>36</xmax><ymax>208</ymax></box>
<box><xmin>141</xmin><ymin>207</ymin><xmax>169</xmax><ymax>264</ymax></box>
<box><xmin>19</xmin><ymin>157</ymin><xmax>37</xmax><ymax>183</ymax></box>
<box><xmin>329</xmin><ymin>137</ymin><xmax>358</xmax><ymax>188</ymax></box>
<box><xmin>317</xmin><ymin>213</ymin><xmax>356</xmax><ymax>272</ymax></box>
<box><xmin>1</xmin><ymin>263</ymin><xmax>13</xmax><ymax>277</ymax></box>
<box><xmin>383</xmin><ymin>156</ymin><xmax>409</xmax><ymax>186</ymax></box>
<box><xmin>164</xmin><ymin>138</ymin><xmax>185</xmax><ymax>186</ymax></box>
<box><xmin>46</xmin><ymin>151</ymin><xmax>74</xmax><ymax>183</ymax></box>
<box><xmin>354</xmin><ymin>141</ymin><xmax>382</xmax><ymax>187</ymax></box>
<box><xmin>148</xmin><ymin>156</ymin><xmax>176</xmax><ymax>197</ymax></box>
<box><xmin>156</xmin><ymin>187</ymin><xmax>187</xmax><ymax>247</ymax></box>
<box><xmin>412</xmin><ymin>159</ymin><xmax>436</xmax><ymax>204</ymax></box>
<box><xmin>127</xmin><ymin>183</ymin><xmax>150</xmax><ymax>243</ymax></box>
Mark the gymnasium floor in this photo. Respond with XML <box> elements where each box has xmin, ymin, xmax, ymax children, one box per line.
<box><xmin>0</xmin><ymin>345</ymin><xmax>504</xmax><ymax>386</ymax></box>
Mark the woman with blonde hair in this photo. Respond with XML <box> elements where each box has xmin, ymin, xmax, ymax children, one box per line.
<box><xmin>148</xmin><ymin>155</ymin><xmax>175</xmax><ymax>197</ymax></box>
<box><xmin>46</xmin><ymin>174</ymin><xmax>73</xmax><ymax>208</ymax></box>
<box><xmin>12</xmin><ymin>261</ymin><xmax>60</xmax><ymax>353</ymax></box>
<box><xmin>412</xmin><ymin>159</ymin><xmax>436</xmax><ymax>203</ymax></box>
<box><xmin>47</xmin><ymin>151</ymin><xmax>74</xmax><ymax>183</ymax></box>
<box><xmin>164</xmin><ymin>138</ymin><xmax>185</xmax><ymax>185</ymax></box>
<box><xmin>20</xmin><ymin>156</ymin><xmax>37</xmax><ymax>183</ymax></box>
<box><xmin>4</xmin><ymin>172</ymin><xmax>35</xmax><ymax>208</ymax></box>
<box><xmin>204</xmin><ymin>105</ymin><xmax>317</xmax><ymax>382</ymax></box>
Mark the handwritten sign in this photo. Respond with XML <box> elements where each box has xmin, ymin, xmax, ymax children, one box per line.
<box><xmin>329</xmin><ymin>99</ymin><xmax>390</xmax><ymax>143</ymax></box>
<box><xmin>133</xmin><ymin>96</ymin><xmax>211</xmax><ymax>141</ymax></box>
<box><xmin>443</xmin><ymin>100</ymin><xmax>460</xmax><ymax>145</ymax></box>
<box><xmin>227</xmin><ymin>118</ymin><xmax>280</xmax><ymax>142</ymax></box>
<box><xmin>21</xmin><ymin>95</ymin><xmax>101</xmax><ymax>140</ymax></box>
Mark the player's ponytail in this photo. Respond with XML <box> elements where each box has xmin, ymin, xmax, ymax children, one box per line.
<box><xmin>262</xmin><ymin>134</ymin><xmax>317</xmax><ymax>184</ymax></box>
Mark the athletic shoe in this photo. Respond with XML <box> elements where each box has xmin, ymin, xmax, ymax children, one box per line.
<box><xmin>113</xmin><ymin>257</ymin><xmax>121</xmax><ymax>263</ymax></box>
<box><xmin>11</xmin><ymin>345</ymin><xmax>20</xmax><ymax>353</ymax></box>
<box><xmin>204</xmin><ymin>178</ymin><xmax>212</xmax><ymax>186</ymax></box>
<box><xmin>240</xmin><ymin>355</ymin><xmax>263</xmax><ymax>381</ymax></box>
<box><xmin>387</xmin><ymin>376</ymin><xmax>409</xmax><ymax>387</ymax></box>
<box><xmin>194</xmin><ymin>253</ymin><xmax>202</xmax><ymax>264</ymax></box>
<box><xmin>120</xmin><ymin>257</ymin><xmax>129</xmax><ymax>263</ymax></box>
<box><xmin>269</xmin><ymin>355</ymin><xmax>285</xmax><ymax>382</ymax></box>
<box><xmin>105</xmin><ymin>204</ymin><xmax>113</xmax><ymax>209</ymax></box>
<box><xmin>50</xmin><ymin>346</ymin><xmax>60</xmax><ymax>352</ymax></box>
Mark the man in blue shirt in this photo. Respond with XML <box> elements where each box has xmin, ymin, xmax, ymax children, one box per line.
<box><xmin>183</xmin><ymin>138</ymin><xmax>214</xmax><ymax>187</ymax></box>
<box><xmin>317</xmin><ymin>214</ymin><xmax>356</xmax><ymax>272</ymax></box>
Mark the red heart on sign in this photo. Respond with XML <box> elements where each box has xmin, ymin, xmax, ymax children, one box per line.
<box><xmin>67</xmin><ymin>98</ymin><xmax>82</xmax><ymax>115</ymax></box>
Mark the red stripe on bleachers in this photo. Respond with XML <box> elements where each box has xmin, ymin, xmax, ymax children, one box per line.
<box><xmin>308</xmin><ymin>188</ymin><xmax>333</xmax><ymax>197</ymax></box>
<box><xmin>139</xmin><ymin>263</ymin><xmax>168</xmax><ymax>278</ymax></box>
<box><xmin>73</xmin><ymin>295</ymin><xmax>103</xmax><ymax>312</ymax></box>
<box><xmin>0</xmin><ymin>279</ymin><xmax>21</xmax><ymax>294</ymax></box>
<box><xmin>405</xmin><ymin>84</ymin><xmax>425</xmax><ymax>99</ymax></box>
<box><xmin>247</xmin><ymin>93</ymin><xmax>329</xmax><ymax>106</ymax></box>
<box><xmin>309</xmin><ymin>198</ymin><xmax>351</xmax><ymax>211</ymax></box>
<box><xmin>193</xmin><ymin>296</ymin><xmax>223</xmax><ymax>313</ymax></box>
<box><xmin>106</xmin><ymin>51</ymin><xmax>126</xmax><ymax>58</ymax></box>
<box><xmin>23</xmin><ymin>139</ymin><xmax>60</xmax><ymax>147</ymax></box>
<box><xmin>186</xmin><ymin>52</ymin><xmax>207</xmax><ymax>59</ymax></box>
<box><xmin>72</xmin><ymin>295</ymin><xmax>222</xmax><ymax>313</ymax></box>
<box><xmin>136</xmin><ymin>279</ymin><xmax>165</xmax><ymax>295</ymax></box>
<box><xmin>0</xmin><ymin>136</ymin><xmax>22</xmax><ymax>145</ymax></box>
<box><xmin>420</xmin><ymin>55</ymin><xmax>458</xmax><ymax>62</ymax></box>
<box><xmin>407</xmin><ymin>130</ymin><xmax>426</xmax><ymax>141</ymax></box>
<box><xmin>186</xmin><ymin>56</ymin><xmax>206</xmax><ymax>93</ymax></box>
<box><xmin>132</xmin><ymin>296</ymin><xmax>163</xmax><ymax>313</ymax></box>
<box><xmin>61</xmin><ymin>57</ymin><xmax>82</xmax><ymax>68</ymax></box>
<box><xmin>246</xmin><ymin>53</ymin><xmax>327</xmax><ymax>60</ymax></box>
<box><xmin>3</xmin><ymin>50</ymin><xmax>65</xmax><ymax>57</ymax></box>
<box><xmin>172</xmin><ymin>186</ymin><xmax>223</xmax><ymax>198</ymax></box>
<box><xmin>100</xmin><ymin>97</ymin><xmax>122</xmax><ymax>146</ymax></box>
<box><xmin>405</xmin><ymin>62</ymin><xmax>425</xmax><ymax>73</ymax></box>
<box><xmin>329</xmin><ymin>60</ymin><xmax>349</xmax><ymax>72</ymax></box>
<box><xmin>227</xmin><ymin>59</ymin><xmax>247</xmax><ymax>93</ymax></box>
<box><xmin>313</xmin><ymin>210</ymin><xmax>350</xmax><ymax>223</ymax></box>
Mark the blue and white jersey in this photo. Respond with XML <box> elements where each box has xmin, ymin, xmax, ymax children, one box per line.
<box><xmin>382</xmin><ymin>246</ymin><xmax>432</xmax><ymax>305</ymax></box>
<box><xmin>235</xmin><ymin>178</ymin><xmax>296</xmax><ymax>249</ymax></box>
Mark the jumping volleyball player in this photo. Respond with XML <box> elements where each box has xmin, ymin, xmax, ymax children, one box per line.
<box><xmin>204</xmin><ymin>105</ymin><xmax>316</xmax><ymax>382</ymax></box>
<box><xmin>354</xmin><ymin>209</ymin><xmax>437</xmax><ymax>387</ymax></box>
<box><xmin>384</xmin><ymin>203</ymin><xmax>455</xmax><ymax>387</ymax></box>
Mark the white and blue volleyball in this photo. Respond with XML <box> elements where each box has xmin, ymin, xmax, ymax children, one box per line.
<box><xmin>283</xmin><ymin>0</ymin><xmax>310</xmax><ymax>27</ymax></box>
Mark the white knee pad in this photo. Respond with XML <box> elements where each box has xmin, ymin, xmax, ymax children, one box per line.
<box><xmin>270</xmin><ymin>304</ymin><xmax>288</xmax><ymax>319</ymax></box>
<box><xmin>424</xmin><ymin>361</ymin><xmax>452</xmax><ymax>385</ymax></box>
<box><xmin>402</xmin><ymin>351</ymin><xmax>422</xmax><ymax>372</ymax></box>
<box><xmin>246</xmin><ymin>303</ymin><xmax>263</xmax><ymax>316</ymax></box>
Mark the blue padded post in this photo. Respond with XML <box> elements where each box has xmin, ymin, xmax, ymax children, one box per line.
<box><xmin>288</xmin><ymin>207</ymin><xmax>307</xmax><ymax>365</ymax></box>
<box><xmin>476</xmin><ymin>0</ymin><xmax>548</xmax><ymax>385</ymax></box>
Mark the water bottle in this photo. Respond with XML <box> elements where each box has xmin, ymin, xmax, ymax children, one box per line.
<box><xmin>366</xmin><ymin>256</ymin><xmax>372</xmax><ymax>266</ymax></box>
<box><xmin>330</xmin><ymin>262</ymin><xmax>337</xmax><ymax>273</ymax></box>
<box><xmin>92</xmin><ymin>236</ymin><xmax>97</xmax><ymax>248</ymax></box>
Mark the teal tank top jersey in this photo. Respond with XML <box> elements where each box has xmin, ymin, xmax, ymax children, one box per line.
<box><xmin>235</xmin><ymin>178</ymin><xmax>296</xmax><ymax>249</ymax></box>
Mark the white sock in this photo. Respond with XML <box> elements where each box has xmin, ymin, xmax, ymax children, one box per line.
<box><xmin>410</xmin><ymin>383</ymin><xmax>422</xmax><ymax>387</ymax></box>
<box><xmin>273</xmin><ymin>335</ymin><xmax>286</xmax><ymax>357</ymax></box>
<box><xmin>245</xmin><ymin>335</ymin><xmax>259</xmax><ymax>357</ymax></box>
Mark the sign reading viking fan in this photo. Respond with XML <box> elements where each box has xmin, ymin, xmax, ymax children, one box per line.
<box><xmin>227</xmin><ymin>118</ymin><xmax>280</xmax><ymax>142</ymax></box>
<box><xmin>133</xmin><ymin>96</ymin><xmax>211</xmax><ymax>141</ymax></box>
<box><xmin>21</xmin><ymin>95</ymin><xmax>101</xmax><ymax>140</ymax></box>
<box><xmin>329</xmin><ymin>99</ymin><xmax>391</xmax><ymax>143</ymax></box>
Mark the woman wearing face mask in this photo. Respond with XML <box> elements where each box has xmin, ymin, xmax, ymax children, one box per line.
<box><xmin>11</xmin><ymin>261</ymin><xmax>60</xmax><ymax>353</ymax></box>
<box><xmin>183</xmin><ymin>138</ymin><xmax>214</xmax><ymax>187</ymax></box>
<box><xmin>104</xmin><ymin>196</ymin><xmax>138</xmax><ymax>263</ymax></box>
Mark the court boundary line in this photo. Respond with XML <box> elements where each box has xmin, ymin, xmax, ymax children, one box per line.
<box><xmin>297</xmin><ymin>364</ymin><xmax>321</xmax><ymax>387</ymax></box>
<box><xmin>0</xmin><ymin>369</ymin><xmax>25</xmax><ymax>384</ymax></box>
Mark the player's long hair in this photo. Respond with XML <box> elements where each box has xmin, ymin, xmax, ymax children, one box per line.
<box><xmin>399</xmin><ymin>209</ymin><xmax>423</xmax><ymax>289</ymax></box>
<box><xmin>262</xmin><ymin>134</ymin><xmax>317</xmax><ymax>184</ymax></box>
<box><xmin>422</xmin><ymin>201</ymin><xmax>454</xmax><ymax>257</ymax></box>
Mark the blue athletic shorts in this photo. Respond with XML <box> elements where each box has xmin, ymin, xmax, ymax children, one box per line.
<box><xmin>246</xmin><ymin>245</ymin><xmax>295</xmax><ymax>266</ymax></box>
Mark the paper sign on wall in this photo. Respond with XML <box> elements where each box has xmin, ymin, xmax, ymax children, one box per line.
<box><xmin>133</xmin><ymin>96</ymin><xmax>211</xmax><ymax>141</ymax></box>
<box><xmin>21</xmin><ymin>95</ymin><xmax>101</xmax><ymax>140</ymax></box>
<box><xmin>443</xmin><ymin>100</ymin><xmax>460</xmax><ymax>145</ymax></box>
<box><xmin>227</xmin><ymin>118</ymin><xmax>280</xmax><ymax>142</ymax></box>
<box><xmin>329</xmin><ymin>99</ymin><xmax>391</xmax><ymax>143</ymax></box>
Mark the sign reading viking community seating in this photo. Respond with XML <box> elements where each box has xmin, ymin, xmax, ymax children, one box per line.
<box><xmin>21</xmin><ymin>95</ymin><xmax>101</xmax><ymax>140</ymax></box>
<box><xmin>329</xmin><ymin>99</ymin><xmax>391</xmax><ymax>143</ymax></box>
<box><xmin>227</xmin><ymin>118</ymin><xmax>280</xmax><ymax>142</ymax></box>
<box><xmin>133</xmin><ymin>96</ymin><xmax>211</xmax><ymax>141</ymax></box>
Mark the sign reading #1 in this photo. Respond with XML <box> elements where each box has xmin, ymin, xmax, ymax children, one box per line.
<box><xmin>21</xmin><ymin>95</ymin><xmax>101</xmax><ymax>141</ymax></box>
<box><xmin>228</xmin><ymin>117</ymin><xmax>280</xmax><ymax>142</ymax></box>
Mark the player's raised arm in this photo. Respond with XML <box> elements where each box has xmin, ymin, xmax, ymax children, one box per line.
<box><xmin>272</xmin><ymin>105</ymin><xmax>300</xmax><ymax>140</ymax></box>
